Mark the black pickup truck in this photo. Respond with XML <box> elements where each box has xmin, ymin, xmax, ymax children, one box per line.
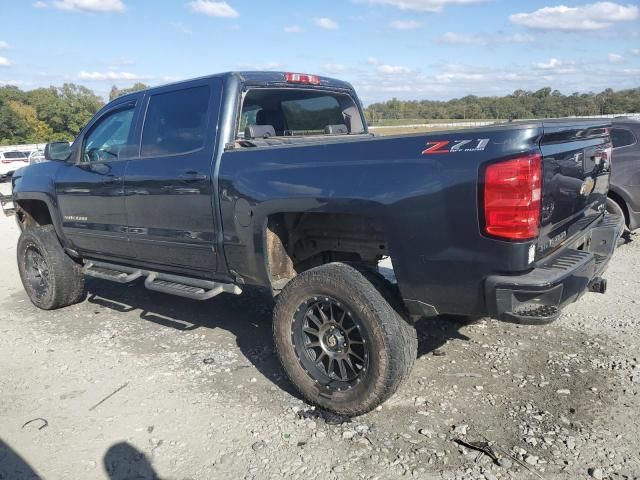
<box><xmin>2</xmin><ymin>72</ymin><xmax>624</xmax><ymax>415</ymax></box>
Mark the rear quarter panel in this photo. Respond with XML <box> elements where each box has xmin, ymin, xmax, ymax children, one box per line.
<box><xmin>219</xmin><ymin>125</ymin><xmax>543</xmax><ymax>316</ymax></box>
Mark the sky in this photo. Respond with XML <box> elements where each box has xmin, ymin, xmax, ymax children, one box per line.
<box><xmin>0</xmin><ymin>0</ymin><xmax>639</xmax><ymax>104</ymax></box>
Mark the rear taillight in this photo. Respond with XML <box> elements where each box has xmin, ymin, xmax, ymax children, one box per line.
<box><xmin>1</xmin><ymin>159</ymin><xmax>11</xmax><ymax>164</ymax></box>
<box><xmin>285</xmin><ymin>72</ymin><xmax>320</xmax><ymax>85</ymax></box>
<box><xmin>483</xmin><ymin>152</ymin><xmax>542</xmax><ymax>241</ymax></box>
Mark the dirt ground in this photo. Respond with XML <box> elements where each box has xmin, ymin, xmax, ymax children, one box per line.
<box><xmin>1</xmin><ymin>213</ymin><xmax>639</xmax><ymax>480</ymax></box>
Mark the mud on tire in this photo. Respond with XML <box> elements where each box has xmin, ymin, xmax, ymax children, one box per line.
<box><xmin>273</xmin><ymin>262</ymin><xmax>417</xmax><ymax>416</ymax></box>
<box><xmin>17</xmin><ymin>225</ymin><xmax>85</xmax><ymax>310</ymax></box>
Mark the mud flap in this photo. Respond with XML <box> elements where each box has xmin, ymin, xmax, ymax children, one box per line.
<box><xmin>0</xmin><ymin>181</ymin><xmax>15</xmax><ymax>216</ymax></box>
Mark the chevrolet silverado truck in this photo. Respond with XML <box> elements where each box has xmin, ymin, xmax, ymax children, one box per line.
<box><xmin>2</xmin><ymin>72</ymin><xmax>624</xmax><ymax>415</ymax></box>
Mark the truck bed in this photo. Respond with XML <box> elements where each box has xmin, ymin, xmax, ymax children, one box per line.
<box><xmin>219</xmin><ymin>118</ymin><xmax>612</xmax><ymax>318</ymax></box>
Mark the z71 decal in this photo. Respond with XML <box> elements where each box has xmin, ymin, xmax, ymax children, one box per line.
<box><xmin>422</xmin><ymin>138</ymin><xmax>490</xmax><ymax>155</ymax></box>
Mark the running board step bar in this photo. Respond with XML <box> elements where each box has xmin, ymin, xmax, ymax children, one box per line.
<box><xmin>83</xmin><ymin>263</ymin><xmax>143</xmax><ymax>283</ymax></box>
<box><xmin>83</xmin><ymin>260</ymin><xmax>242</xmax><ymax>300</ymax></box>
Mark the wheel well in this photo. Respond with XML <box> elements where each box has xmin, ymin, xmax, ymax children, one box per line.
<box><xmin>608</xmin><ymin>191</ymin><xmax>629</xmax><ymax>226</ymax></box>
<box><xmin>16</xmin><ymin>199</ymin><xmax>53</xmax><ymax>230</ymax></box>
<box><xmin>265</xmin><ymin>212</ymin><xmax>388</xmax><ymax>290</ymax></box>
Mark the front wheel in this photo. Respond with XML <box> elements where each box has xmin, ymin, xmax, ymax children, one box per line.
<box><xmin>273</xmin><ymin>263</ymin><xmax>417</xmax><ymax>416</ymax></box>
<box><xmin>17</xmin><ymin>225</ymin><xmax>85</xmax><ymax>310</ymax></box>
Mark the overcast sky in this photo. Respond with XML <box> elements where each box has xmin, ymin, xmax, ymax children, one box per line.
<box><xmin>0</xmin><ymin>0</ymin><xmax>639</xmax><ymax>103</ymax></box>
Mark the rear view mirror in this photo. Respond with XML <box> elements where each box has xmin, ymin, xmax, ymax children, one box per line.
<box><xmin>44</xmin><ymin>142</ymin><xmax>71</xmax><ymax>162</ymax></box>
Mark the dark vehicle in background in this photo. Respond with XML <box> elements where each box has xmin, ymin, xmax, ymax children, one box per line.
<box><xmin>607</xmin><ymin>117</ymin><xmax>640</xmax><ymax>233</ymax></box>
<box><xmin>2</xmin><ymin>72</ymin><xmax>624</xmax><ymax>415</ymax></box>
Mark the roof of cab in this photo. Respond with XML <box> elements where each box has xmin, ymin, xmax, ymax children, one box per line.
<box><xmin>234</xmin><ymin>71</ymin><xmax>353</xmax><ymax>89</ymax></box>
<box><xmin>115</xmin><ymin>71</ymin><xmax>354</xmax><ymax>103</ymax></box>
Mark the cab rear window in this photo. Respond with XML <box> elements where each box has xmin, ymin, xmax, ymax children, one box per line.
<box><xmin>239</xmin><ymin>88</ymin><xmax>365</xmax><ymax>138</ymax></box>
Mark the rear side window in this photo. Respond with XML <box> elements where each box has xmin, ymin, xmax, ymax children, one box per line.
<box><xmin>141</xmin><ymin>85</ymin><xmax>210</xmax><ymax>157</ymax></box>
<box><xmin>611</xmin><ymin>127</ymin><xmax>636</xmax><ymax>149</ymax></box>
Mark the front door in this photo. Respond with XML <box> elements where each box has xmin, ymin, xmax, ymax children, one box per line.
<box><xmin>123</xmin><ymin>79</ymin><xmax>222</xmax><ymax>276</ymax></box>
<box><xmin>56</xmin><ymin>100</ymin><xmax>139</xmax><ymax>259</ymax></box>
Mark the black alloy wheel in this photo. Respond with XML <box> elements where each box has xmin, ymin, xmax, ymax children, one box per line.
<box><xmin>23</xmin><ymin>245</ymin><xmax>50</xmax><ymax>301</ymax></box>
<box><xmin>273</xmin><ymin>262</ymin><xmax>418</xmax><ymax>416</ymax></box>
<box><xmin>292</xmin><ymin>296</ymin><xmax>369</xmax><ymax>391</ymax></box>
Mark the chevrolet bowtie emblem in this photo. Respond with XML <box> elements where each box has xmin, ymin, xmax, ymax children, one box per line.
<box><xmin>580</xmin><ymin>177</ymin><xmax>595</xmax><ymax>197</ymax></box>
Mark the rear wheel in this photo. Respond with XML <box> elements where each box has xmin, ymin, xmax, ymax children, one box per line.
<box><xmin>17</xmin><ymin>225</ymin><xmax>85</xmax><ymax>310</ymax></box>
<box><xmin>273</xmin><ymin>262</ymin><xmax>417</xmax><ymax>416</ymax></box>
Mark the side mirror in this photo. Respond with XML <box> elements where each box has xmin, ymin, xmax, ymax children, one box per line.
<box><xmin>44</xmin><ymin>142</ymin><xmax>71</xmax><ymax>162</ymax></box>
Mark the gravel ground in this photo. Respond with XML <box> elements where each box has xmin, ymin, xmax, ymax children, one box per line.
<box><xmin>0</xmin><ymin>213</ymin><xmax>639</xmax><ymax>480</ymax></box>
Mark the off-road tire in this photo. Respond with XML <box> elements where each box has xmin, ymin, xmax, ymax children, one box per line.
<box><xmin>273</xmin><ymin>262</ymin><xmax>417</xmax><ymax>416</ymax></box>
<box><xmin>17</xmin><ymin>225</ymin><xmax>85</xmax><ymax>310</ymax></box>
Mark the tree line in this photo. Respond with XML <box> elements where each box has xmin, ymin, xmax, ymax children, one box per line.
<box><xmin>0</xmin><ymin>83</ymin><xmax>149</xmax><ymax>146</ymax></box>
<box><xmin>365</xmin><ymin>87</ymin><xmax>640</xmax><ymax>124</ymax></box>
<box><xmin>1</xmin><ymin>83</ymin><xmax>638</xmax><ymax>145</ymax></box>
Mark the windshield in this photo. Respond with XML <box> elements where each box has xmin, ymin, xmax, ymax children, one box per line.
<box><xmin>239</xmin><ymin>88</ymin><xmax>365</xmax><ymax>138</ymax></box>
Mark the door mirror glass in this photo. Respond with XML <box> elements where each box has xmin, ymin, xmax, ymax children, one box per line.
<box><xmin>44</xmin><ymin>142</ymin><xmax>71</xmax><ymax>161</ymax></box>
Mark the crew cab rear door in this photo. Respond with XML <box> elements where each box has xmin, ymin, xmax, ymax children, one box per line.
<box><xmin>123</xmin><ymin>78</ymin><xmax>223</xmax><ymax>276</ymax></box>
<box><xmin>537</xmin><ymin>120</ymin><xmax>611</xmax><ymax>258</ymax></box>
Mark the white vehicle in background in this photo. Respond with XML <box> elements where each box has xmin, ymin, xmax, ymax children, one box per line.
<box><xmin>0</xmin><ymin>151</ymin><xmax>29</xmax><ymax>181</ymax></box>
<box><xmin>28</xmin><ymin>150</ymin><xmax>46</xmax><ymax>165</ymax></box>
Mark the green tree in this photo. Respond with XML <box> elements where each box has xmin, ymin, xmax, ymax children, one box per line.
<box><xmin>8</xmin><ymin>101</ymin><xmax>53</xmax><ymax>142</ymax></box>
<box><xmin>110</xmin><ymin>82</ymin><xmax>149</xmax><ymax>100</ymax></box>
<box><xmin>365</xmin><ymin>86</ymin><xmax>640</xmax><ymax>124</ymax></box>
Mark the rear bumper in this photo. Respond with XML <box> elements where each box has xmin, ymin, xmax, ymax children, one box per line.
<box><xmin>485</xmin><ymin>213</ymin><xmax>624</xmax><ymax>324</ymax></box>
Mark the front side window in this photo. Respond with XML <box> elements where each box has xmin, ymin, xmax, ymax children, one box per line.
<box><xmin>611</xmin><ymin>127</ymin><xmax>636</xmax><ymax>149</ymax></box>
<box><xmin>141</xmin><ymin>85</ymin><xmax>211</xmax><ymax>157</ymax></box>
<box><xmin>82</xmin><ymin>107</ymin><xmax>134</xmax><ymax>163</ymax></box>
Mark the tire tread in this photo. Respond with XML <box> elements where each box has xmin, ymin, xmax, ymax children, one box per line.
<box><xmin>17</xmin><ymin>225</ymin><xmax>85</xmax><ymax>310</ymax></box>
<box><xmin>273</xmin><ymin>262</ymin><xmax>417</xmax><ymax>416</ymax></box>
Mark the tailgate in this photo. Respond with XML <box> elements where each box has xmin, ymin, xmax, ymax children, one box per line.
<box><xmin>537</xmin><ymin>119</ymin><xmax>611</xmax><ymax>258</ymax></box>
